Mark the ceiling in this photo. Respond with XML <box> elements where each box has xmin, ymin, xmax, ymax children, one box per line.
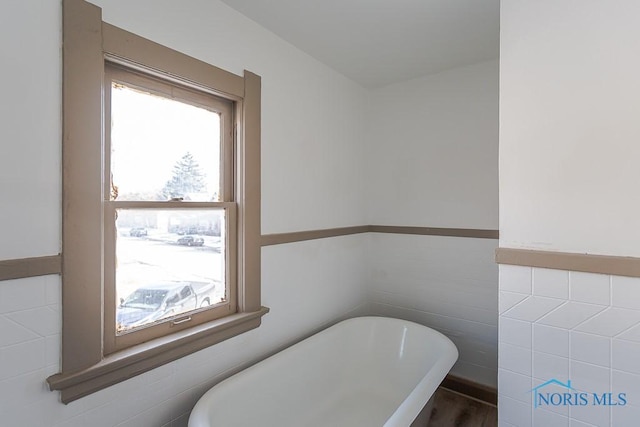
<box><xmin>220</xmin><ymin>0</ymin><xmax>500</xmax><ymax>88</ymax></box>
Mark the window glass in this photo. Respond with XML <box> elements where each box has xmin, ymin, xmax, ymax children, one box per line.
<box><xmin>110</xmin><ymin>83</ymin><xmax>222</xmax><ymax>202</ymax></box>
<box><xmin>115</xmin><ymin>208</ymin><xmax>226</xmax><ymax>333</ymax></box>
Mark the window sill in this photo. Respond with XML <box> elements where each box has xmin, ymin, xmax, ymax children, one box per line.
<box><xmin>47</xmin><ymin>306</ymin><xmax>269</xmax><ymax>403</ymax></box>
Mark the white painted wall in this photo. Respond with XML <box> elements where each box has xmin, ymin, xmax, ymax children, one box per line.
<box><xmin>0</xmin><ymin>0</ymin><xmax>61</xmax><ymax>260</ymax></box>
<box><xmin>500</xmin><ymin>0</ymin><xmax>640</xmax><ymax>257</ymax></box>
<box><xmin>0</xmin><ymin>0</ymin><xmax>368</xmax><ymax>426</ymax></box>
<box><xmin>365</xmin><ymin>61</ymin><xmax>499</xmax><ymax>388</ymax></box>
<box><xmin>499</xmin><ymin>1</ymin><xmax>640</xmax><ymax>425</ymax></box>
<box><xmin>366</xmin><ymin>60</ymin><xmax>498</xmax><ymax>229</ymax></box>
<box><xmin>93</xmin><ymin>0</ymin><xmax>369</xmax><ymax>235</ymax></box>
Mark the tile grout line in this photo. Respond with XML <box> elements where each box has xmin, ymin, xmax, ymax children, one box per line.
<box><xmin>609</xmin><ymin>274</ymin><xmax>614</xmax><ymax>427</ymax></box>
<box><xmin>568</xmin><ymin>273</ymin><xmax>574</xmax><ymax>424</ymax></box>
<box><xmin>530</xmin><ymin>267</ymin><xmax>535</xmax><ymax>426</ymax></box>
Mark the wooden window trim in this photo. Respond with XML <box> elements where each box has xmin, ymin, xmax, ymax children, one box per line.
<box><xmin>48</xmin><ymin>0</ymin><xmax>266</xmax><ymax>403</ymax></box>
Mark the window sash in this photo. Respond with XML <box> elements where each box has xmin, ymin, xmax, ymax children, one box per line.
<box><xmin>104</xmin><ymin>202</ymin><xmax>237</xmax><ymax>354</ymax></box>
<box><xmin>104</xmin><ymin>63</ymin><xmax>235</xmax><ymax>203</ymax></box>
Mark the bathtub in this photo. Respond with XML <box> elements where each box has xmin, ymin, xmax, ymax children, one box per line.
<box><xmin>188</xmin><ymin>316</ymin><xmax>458</xmax><ymax>427</ymax></box>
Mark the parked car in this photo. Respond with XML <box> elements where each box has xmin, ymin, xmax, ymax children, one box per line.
<box><xmin>177</xmin><ymin>235</ymin><xmax>204</xmax><ymax>246</ymax></box>
<box><xmin>116</xmin><ymin>281</ymin><xmax>219</xmax><ymax>331</ymax></box>
<box><xmin>129</xmin><ymin>227</ymin><xmax>148</xmax><ymax>237</ymax></box>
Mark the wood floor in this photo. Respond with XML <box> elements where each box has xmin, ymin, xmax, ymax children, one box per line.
<box><xmin>426</xmin><ymin>388</ymin><xmax>497</xmax><ymax>427</ymax></box>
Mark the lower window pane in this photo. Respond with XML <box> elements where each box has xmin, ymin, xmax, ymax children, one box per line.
<box><xmin>115</xmin><ymin>208</ymin><xmax>226</xmax><ymax>333</ymax></box>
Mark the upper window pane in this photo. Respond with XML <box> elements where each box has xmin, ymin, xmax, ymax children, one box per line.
<box><xmin>110</xmin><ymin>82</ymin><xmax>222</xmax><ymax>202</ymax></box>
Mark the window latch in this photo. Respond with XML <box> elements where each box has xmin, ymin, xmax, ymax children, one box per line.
<box><xmin>171</xmin><ymin>316</ymin><xmax>192</xmax><ymax>326</ymax></box>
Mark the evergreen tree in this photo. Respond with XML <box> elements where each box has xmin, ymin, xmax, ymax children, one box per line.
<box><xmin>160</xmin><ymin>152</ymin><xmax>206</xmax><ymax>200</ymax></box>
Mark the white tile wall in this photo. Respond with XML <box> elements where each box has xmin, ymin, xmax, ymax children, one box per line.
<box><xmin>533</xmin><ymin>268</ymin><xmax>569</xmax><ymax>300</ymax></box>
<box><xmin>569</xmin><ymin>272</ymin><xmax>610</xmax><ymax>306</ymax></box>
<box><xmin>367</xmin><ymin>233</ymin><xmax>498</xmax><ymax>388</ymax></box>
<box><xmin>0</xmin><ymin>236</ymin><xmax>369</xmax><ymax>427</ymax></box>
<box><xmin>499</xmin><ymin>264</ymin><xmax>640</xmax><ymax>427</ymax></box>
<box><xmin>533</xmin><ymin>324</ymin><xmax>569</xmax><ymax>357</ymax></box>
<box><xmin>611</xmin><ymin>276</ymin><xmax>640</xmax><ymax>309</ymax></box>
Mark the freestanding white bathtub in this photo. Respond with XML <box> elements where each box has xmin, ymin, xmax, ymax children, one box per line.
<box><xmin>189</xmin><ymin>316</ymin><xmax>458</xmax><ymax>427</ymax></box>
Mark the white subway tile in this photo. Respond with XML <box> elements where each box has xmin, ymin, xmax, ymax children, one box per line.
<box><xmin>0</xmin><ymin>277</ymin><xmax>47</xmax><ymax>314</ymax></box>
<box><xmin>499</xmin><ymin>368</ymin><xmax>532</xmax><ymax>403</ymax></box>
<box><xmin>535</xmin><ymin>388</ymin><xmax>570</xmax><ymax>417</ymax></box>
<box><xmin>533</xmin><ymin>408</ymin><xmax>569</xmax><ymax>427</ymax></box>
<box><xmin>612</xmin><ymin>276</ymin><xmax>640</xmax><ymax>310</ymax></box>
<box><xmin>418</xmin><ymin>281</ymin><xmax>497</xmax><ymax>312</ymax></box>
<box><xmin>500</xmin><ymin>291</ymin><xmax>529</xmax><ymax>314</ymax></box>
<box><xmin>0</xmin><ymin>368</ymin><xmax>49</xmax><ymax>414</ymax></box>
<box><xmin>116</xmin><ymin>400</ymin><xmax>175</xmax><ymax>427</ymax></box>
<box><xmin>0</xmin><ymin>402</ymin><xmax>51</xmax><ymax>427</ymax></box>
<box><xmin>617</xmin><ymin>322</ymin><xmax>640</xmax><ymax>342</ymax></box>
<box><xmin>612</xmin><ymin>370</ymin><xmax>640</xmax><ymax>406</ymax></box>
<box><xmin>537</xmin><ymin>302</ymin><xmax>606</xmax><ymax>330</ymax></box>
<box><xmin>500</xmin><ymin>342</ymin><xmax>532</xmax><ymax>376</ymax></box>
<box><xmin>45</xmin><ymin>275</ymin><xmax>61</xmax><ymax>306</ymax></box>
<box><xmin>612</xmin><ymin>339</ymin><xmax>640</xmax><ymax>375</ymax></box>
<box><xmin>499</xmin><ymin>395</ymin><xmax>532</xmax><ymax>427</ymax></box>
<box><xmin>570</xmin><ymin>361</ymin><xmax>610</xmax><ymax>394</ymax></box>
<box><xmin>404</xmin><ymin>294</ymin><xmax>498</xmax><ymax>326</ymax></box>
<box><xmin>7</xmin><ymin>306</ymin><xmax>60</xmax><ymax>337</ymax></box>
<box><xmin>503</xmin><ymin>296</ymin><xmax>564</xmax><ymax>322</ymax></box>
<box><xmin>534</xmin><ymin>324</ymin><xmax>569</xmax><ymax>357</ymax></box>
<box><xmin>569</xmin><ymin>419</ymin><xmax>599</xmax><ymax>427</ymax></box>
<box><xmin>500</xmin><ymin>317</ymin><xmax>532</xmax><ymax>349</ymax></box>
<box><xmin>45</xmin><ymin>334</ymin><xmax>60</xmax><ymax>368</ymax></box>
<box><xmin>451</xmin><ymin>337</ymin><xmax>497</xmax><ymax>369</ymax></box>
<box><xmin>612</xmin><ymin>405</ymin><xmax>640</xmax><ymax>427</ymax></box>
<box><xmin>569</xmin><ymin>272</ymin><xmax>610</xmax><ymax>305</ymax></box>
<box><xmin>528</xmin><ymin>371</ymin><xmax>571</xmax><ymax>416</ymax></box>
<box><xmin>500</xmin><ymin>265</ymin><xmax>532</xmax><ymax>294</ymax></box>
<box><xmin>570</xmin><ymin>332</ymin><xmax>610</xmax><ymax>367</ymax></box>
<box><xmin>533</xmin><ymin>268</ymin><xmax>569</xmax><ymax>300</ymax></box>
<box><xmin>171</xmin><ymin>412</ymin><xmax>190</xmax><ymax>427</ymax></box>
<box><xmin>569</xmin><ymin>403</ymin><xmax>610</xmax><ymax>427</ymax></box>
<box><xmin>575</xmin><ymin>307</ymin><xmax>640</xmax><ymax>337</ymax></box>
<box><xmin>0</xmin><ymin>315</ymin><xmax>40</xmax><ymax>347</ymax></box>
<box><xmin>0</xmin><ymin>339</ymin><xmax>46</xmax><ymax>381</ymax></box>
<box><xmin>533</xmin><ymin>352</ymin><xmax>569</xmax><ymax>383</ymax></box>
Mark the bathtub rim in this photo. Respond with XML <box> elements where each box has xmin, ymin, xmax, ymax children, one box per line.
<box><xmin>188</xmin><ymin>315</ymin><xmax>459</xmax><ymax>427</ymax></box>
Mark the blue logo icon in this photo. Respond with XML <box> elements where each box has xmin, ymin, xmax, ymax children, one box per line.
<box><xmin>530</xmin><ymin>378</ymin><xmax>627</xmax><ymax>408</ymax></box>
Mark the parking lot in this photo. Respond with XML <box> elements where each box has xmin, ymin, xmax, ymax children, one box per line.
<box><xmin>116</xmin><ymin>229</ymin><xmax>225</xmax><ymax>300</ymax></box>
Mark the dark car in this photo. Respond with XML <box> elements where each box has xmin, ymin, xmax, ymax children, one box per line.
<box><xmin>130</xmin><ymin>227</ymin><xmax>148</xmax><ymax>237</ymax></box>
<box><xmin>177</xmin><ymin>235</ymin><xmax>204</xmax><ymax>246</ymax></box>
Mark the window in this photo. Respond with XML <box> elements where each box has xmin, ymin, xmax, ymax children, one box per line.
<box><xmin>48</xmin><ymin>0</ymin><xmax>267</xmax><ymax>403</ymax></box>
<box><xmin>104</xmin><ymin>63</ymin><xmax>238</xmax><ymax>352</ymax></box>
